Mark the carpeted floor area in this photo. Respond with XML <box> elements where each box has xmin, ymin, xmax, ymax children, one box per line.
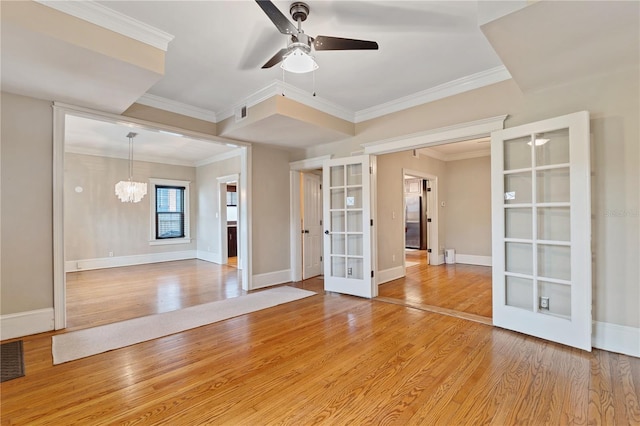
<box><xmin>52</xmin><ymin>286</ymin><xmax>316</xmax><ymax>364</ymax></box>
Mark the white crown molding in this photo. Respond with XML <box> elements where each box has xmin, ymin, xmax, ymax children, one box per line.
<box><xmin>216</xmin><ymin>80</ymin><xmax>355</xmax><ymax>123</ymax></box>
<box><xmin>354</xmin><ymin>66</ymin><xmax>512</xmax><ymax>123</ymax></box>
<box><xmin>136</xmin><ymin>94</ymin><xmax>217</xmax><ymax>123</ymax></box>
<box><xmin>35</xmin><ymin>1</ymin><xmax>174</xmax><ymax>51</ymax></box>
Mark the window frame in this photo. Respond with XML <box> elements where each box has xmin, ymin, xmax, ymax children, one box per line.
<box><xmin>149</xmin><ymin>178</ymin><xmax>191</xmax><ymax>246</ymax></box>
<box><xmin>155</xmin><ymin>185</ymin><xmax>186</xmax><ymax>240</ymax></box>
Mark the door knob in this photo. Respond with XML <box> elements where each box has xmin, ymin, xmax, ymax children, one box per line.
<box><xmin>324</xmin><ymin>230</ymin><xmax>330</xmax><ymax>235</ymax></box>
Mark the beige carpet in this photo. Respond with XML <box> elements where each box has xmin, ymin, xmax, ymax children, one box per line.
<box><xmin>52</xmin><ymin>286</ymin><xmax>316</xmax><ymax>364</ymax></box>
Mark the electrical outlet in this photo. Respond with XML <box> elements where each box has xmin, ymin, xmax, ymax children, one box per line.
<box><xmin>540</xmin><ymin>297</ymin><xmax>550</xmax><ymax>309</ymax></box>
<box><xmin>392</xmin><ymin>254</ymin><xmax>396</xmax><ymax>262</ymax></box>
<box><xmin>108</xmin><ymin>251</ymin><xmax>114</xmax><ymax>257</ymax></box>
<box><xmin>348</xmin><ymin>267</ymin><xmax>353</xmax><ymax>276</ymax></box>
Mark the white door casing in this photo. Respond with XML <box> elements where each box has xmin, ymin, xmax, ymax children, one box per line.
<box><xmin>491</xmin><ymin>111</ymin><xmax>591</xmax><ymax>351</ymax></box>
<box><xmin>322</xmin><ymin>155</ymin><xmax>377</xmax><ymax>298</ymax></box>
<box><xmin>302</xmin><ymin>173</ymin><xmax>322</xmax><ymax>279</ymax></box>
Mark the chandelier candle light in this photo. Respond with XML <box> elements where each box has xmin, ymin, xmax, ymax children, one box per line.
<box><xmin>115</xmin><ymin>132</ymin><xmax>147</xmax><ymax>203</ymax></box>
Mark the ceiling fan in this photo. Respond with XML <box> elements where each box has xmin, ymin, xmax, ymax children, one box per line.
<box><xmin>255</xmin><ymin>0</ymin><xmax>379</xmax><ymax>73</ymax></box>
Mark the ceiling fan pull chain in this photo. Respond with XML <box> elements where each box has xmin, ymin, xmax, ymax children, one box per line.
<box><xmin>312</xmin><ymin>68</ymin><xmax>316</xmax><ymax>97</ymax></box>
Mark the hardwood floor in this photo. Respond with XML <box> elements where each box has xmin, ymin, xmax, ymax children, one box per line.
<box><xmin>65</xmin><ymin>260</ymin><xmax>243</xmax><ymax>330</ymax></box>
<box><xmin>379</xmin><ymin>250</ymin><xmax>493</xmax><ymax>321</ymax></box>
<box><xmin>2</xmin><ymin>261</ymin><xmax>638</xmax><ymax>424</ymax></box>
<box><xmin>2</xmin><ymin>280</ymin><xmax>639</xmax><ymax>425</ymax></box>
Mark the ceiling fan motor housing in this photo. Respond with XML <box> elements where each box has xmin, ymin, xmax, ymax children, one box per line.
<box><xmin>290</xmin><ymin>2</ymin><xmax>309</xmax><ymax>22</ymax></box>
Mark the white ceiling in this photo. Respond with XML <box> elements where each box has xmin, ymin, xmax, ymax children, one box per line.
<box><xmin>96</xmin><ymin>0</ymin><xmax>503</xmax><ymax>115</ymax></box>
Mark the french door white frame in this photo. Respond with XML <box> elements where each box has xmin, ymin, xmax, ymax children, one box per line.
<box><xmin>52</xmin><ymin>102</ymin><xmax>252</xmax><ymax>329</ymax></box>
<box><xmin>491</xmin><ymin>111</ymin><xmax>592</xmax><ymax>351</ymax></box>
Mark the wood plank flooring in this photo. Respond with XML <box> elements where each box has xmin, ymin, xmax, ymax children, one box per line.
<box><xmin>2</xmin><ymin>260</ymin><xmax>638</xmax><ymax>424</ymax></box>
<box><xmin>2</xmin><ymin>283</ymin><xmax>639</xmax><ymax>425</ymax></box>
<box><xmin>379</xmin><ymin>250</ymin><xmax>493</xmax><ymax>319</ymax></box>
<box><xmin>65</xmin><ymin>260</ymin><xmax>243</xmax><ymax>330</ymax></box>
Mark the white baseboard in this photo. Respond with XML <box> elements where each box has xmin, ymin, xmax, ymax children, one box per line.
<box><xmin>593</xmin><ymin>321</ymin><xmax>639</xmax><ymax>358</ymax></box>
<box><xmin>252</xmin><ymin>269</ymin><xmax>292</xmax><ymax>289</ymax></box>
<box><xmin>65</xmin><ymin>250</ymin><xmax>197</xmax><ymax>272</ymax></box>
<box><xmin>197</xmin><ymin>250</ymin><xmax>221</xmax><ymax>264</ymax></box>
<box><xmin>377</xmin><ymin>266</ymin><xmax>405</xmax><ymax>285</ymax></box>
<box><xmin>455</xmin><ymin>254</ymin><xmax>492</xmax><ymax>267</ymax></box>
<box><xmin>434</xmin><ymin>254</ymin><xmax>445</xmax><ymax>265</ymax></box>
<box><xmin>1</xmin><ymin>308</ymin><xmax>54</xmax><ymax>340</ymax></box>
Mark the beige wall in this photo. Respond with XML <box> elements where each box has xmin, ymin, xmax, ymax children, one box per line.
<box><xmin>251</xmin><ymin>144</ymin><xmax>291</xmax><ymax>275</ymax></box>
<box><xmin>1</xmin><ymin>93</ymin><xmax>53</xmax><ymax>314</ymax></box>
<box><xmin>196</xmin><ymin>155</ymin><xmax>241</xmax><ymax>257</ymax></box>
<box><xmin>64</xmin><ymin>153</ymin><xmax>197</xmax><ymax>261</ymax></box>
<box><xmin>376</xmin><ymin>150</ymin><xmax>447</xmax><ymax>271</ymax></box>
<box><xmin>443</xmin><ymin>156</ymin><xmax>492</xmax><ymax>257</ymax></box>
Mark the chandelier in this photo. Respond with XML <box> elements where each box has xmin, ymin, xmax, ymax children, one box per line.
<box><xmin>115</xmin><ymin>132</ymin><xmax>147</xmax><ymax>203</ymax></box>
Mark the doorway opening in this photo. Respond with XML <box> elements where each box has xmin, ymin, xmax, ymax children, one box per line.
<box><xmin>53</xmin><ymin>104</ymin><xmax>252</xmax><ymax>331</ymax></box>
<box><xmin>217</xmin><ymin>174</ymin><xmax>242</xmax><ymax>270</ymax></box>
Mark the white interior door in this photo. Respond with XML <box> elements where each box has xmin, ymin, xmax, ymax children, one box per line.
<box><xmin>302</xmin><ymin>173</ymin><xmax>322</xmax><ymax>279</ymax></box>
<box><xmin>322</xmin><ymin>155</ymin><xmax>376</xmax><ymax>298</ymax></box>
<box><xmin>491</xmin><ymin>111</ymin><xmax>592</xmax><ymax>351</ymax></box>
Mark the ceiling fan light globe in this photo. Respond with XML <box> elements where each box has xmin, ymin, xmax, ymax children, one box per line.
<box><xmin>281</xmin><ymin>48</ymin><xmax>318</xmax><ymax>73</ymax></box>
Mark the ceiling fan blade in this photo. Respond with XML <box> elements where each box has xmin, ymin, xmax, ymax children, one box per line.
<box><xmin>262</xmin><ymin>48</ymin><xmax>288</xmax><ymax>68</ymax></box>
<box><xmin>255</xmin><ymin>0</ymin><xmax>297</xmax><ymax>35</ymax></box>
<box><xmin>313</xmin><ymin>36</ymin><xmax>379</xmax><ymax>51</ymax></box>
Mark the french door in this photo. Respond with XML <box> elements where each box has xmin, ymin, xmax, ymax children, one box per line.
<box><xmin>491</xmin><ymin>111</ymin><xmax>592</xmax><ymax>351</ymax></box>
<box><xmin>322</xmin><ymin>155</ymin><xmax>376</xmax><ymax>298</ymax></box>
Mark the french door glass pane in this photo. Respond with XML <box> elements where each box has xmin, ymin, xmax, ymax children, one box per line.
<box><xmin>347</xmin><ymin>257</ymin><xmax>363</xmax><ymax>279</ymax></box>
<box><xmin>505</xmin><ymin>172</ymin><xmax>532</xmax><ymax>204</ymax></box>
<box><xmin>538</xmin><ymin>281</ymin><xmax>571</xmax><ymax>317</ymax></box>
<box><xmin>537</xmin><ymin>244</ymin><xmax>571</xmax><ymax>281</ymax></box>
<box><xmin>346</xmin><ymin>211</ymin><xmax>363</xmax><ymax>232</ymax></box>
<box><xmin>346</xmin><ymin>187</ymin><xmax>362</xmax><ymax>209</ymax></box>
<box><xmin>331</xmin><ymin>234</ymin><xmax>345</xmax><ymax>255</ymax></box>
<box><xmin>331</xmin><ymin>211</ymin><xmax>345</xmax><ymax>232</ymax></box>
<box><xmin>537</xmin><ymin>207</ymin><xmax>570</xmax><ymax>241</ymax></box>
<box><xmin>537</xmin><ymin>168</ymin><xmax>570</xmax><ymax>203</ymax></box>
<box><xmin>331</xmin><ymin>257</ymin><xmax>345</xmax><ymax>278</ymax></box>
<box><xmin>504</xmin><ymin>136</ymin><xmax>531</xmax><ymax>170</ymax></box>
<box><xmin>535</xmin><ymin>129</ymin><xmax>570</xmax><ymax>167</ymax></box>
<box><xmin>347</xmin><ymin>235</ymin><xmax>363</xmax><ymax>256</ymax></box>
<box><xmin>505</xmin><ymin>208</ymin><xmax>532</xmax><ymax>239</ymax></box>
<box><xmin>330</xmin><ymin>165</ymin><xmax>344</xmax><ymax>187</ymax></box>
<box><xmin>331</xmin><ymin>188</ymin><xmax>345</xmax><ymax>209</ymax></box>
<box><xmin>347</xmin><ymin>164</ymin><xmax>362</xmax><ymax>186</ymax></box>
<box><xmin>506</xmin><ymin>242</ymin><xmax>533</xmax><ymax>275</ymax></box>
<box><xmin>506</xmin><ymin>276</ymin><xmax>533</xmax><ymax>311</ymax></box>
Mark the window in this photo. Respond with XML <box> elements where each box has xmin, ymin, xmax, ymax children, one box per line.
<box><xmin>149</xmin><ymin>178</ymin><xmax>191</xmax><ymax>245</ymax></box>
<box><xmin>156</xmin><ymin>186</ymin><xmax>185</xmax><ymax>239</ymax></box>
